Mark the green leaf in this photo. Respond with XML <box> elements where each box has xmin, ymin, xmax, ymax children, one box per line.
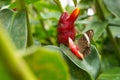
<box><xmin>84</xmin><ymin>21</ymin><xmax>108</xmax><ymax>41</ymax></box>
<box><xmin>94</xmin><ymin>0</ymin><xmax>105</xmax><ymax>20</ymax></box>
<box><xmin>0</xmin><ymin>0</ymin><xmax>11</xmax><ymax>8</ymax></box>
<box><xmin>108</xmin><ymin>18</ymin><xmax>120</xmax><ymax>36</ymax></box>
<box><xmin>0</xmin><ymin>60</ymin><xmax>13</xmax><ymax>80</ymax></box>
<box><xmin>109</xmin><ymin>18</ymin><xmax>120</xmax><ymax>26</ymax></box>
<box><xmin>108</xmin><ymin>18</ymin><xmax>120</xmax><ymax>47</ymax></box>
<box><xmin>73</xmin><ymin>0</ymin><xmax>78</xmax><ymax>6</ymax></box>
<box><xmin>0</xmin><ymin>9</ymin><xmax>27</xmax><ymax>50</ymax></box>
<box><xmin>0</xmin><ymin>26</ymin><xmax>37</xmax><ymax>80</ymax></box>
<box><xmin>0</xmin><ymin>9</ymin><xmax>13</xmax><ymax>29</ymax></box>
<box><xmin>60</xmin><ymin>44</ymin><xmax>101</xmax><ymax>80</ymax></box>
<box><xmin>34</xmin><ymin>1</ymin><xmax>59</xmax><ymax>11</ymax></box>
<box><xmin>101</xmin><ymin>53</ymin><xmax>119</xmax><ymax>72</ymax></box>
<box><xmin>9</xmin><ymin>11</ymin><xmax>27</xmax><ymax>50</ymax></box>
<box><xmin>24</xmin><ymin>46</ymin><xmax>70</xmax><ymax>80</ymax></box>
<box><xmin>40</xmin><ymin>12</ymin><xmax>60</xmax><ymax>20</ymax></box>
<box><xmin>97</xmin><ymin>67</ymin><xmax>120</xmax><ymax>80</ymax></box>
<box><xmin>9</xmin><ymin>0</ymin><xmax>39</xmax><ymax>9</ymax></box>
<box><xmin>109</xmin><ymin>27</ymin><xmax>120</xmax><ymax>37</ymax></box>
<box><xmin>79</xmin><ymin>0</ymin><xmax>93</xmax><ymax>9</ymax></box>
<box><xmin>103</xmin><ymin>0</ymin><xmax>120</xmax><ymax>17</ymax></box>
<box><xmin>80</xmin><ymin>0</ymin><xmax>93</xmax><ymax>4</ymax></box>
<box><xmin>109</xmin><ymin>26</ymin><xmax>120</xmax><ymax>48</ymax></box>
<box><xmin>25</xmin><ymin>0</ymin><xmax>39</xmax><ymax>4</ymax></box>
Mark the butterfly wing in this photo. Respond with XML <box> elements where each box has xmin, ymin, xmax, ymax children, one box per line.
<box><xmin>77</xmin><ymin>30</ymin><xmax>94</xmax><ymax>56</ymax></box>
<box><xmin>85</xmin><ymin>30</ymin><xmax>94</xmax><ymax>41</ymax></box>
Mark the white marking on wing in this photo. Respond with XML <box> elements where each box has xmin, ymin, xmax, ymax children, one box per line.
<box><xmin>83</xmin><ymin>33</ymin><xmax>90</xmax><ymax>45</ymax></box>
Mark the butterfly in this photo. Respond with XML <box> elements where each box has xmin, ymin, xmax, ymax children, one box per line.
<box><xmin>77</xmin><ymin>29</ymin><xmax>94</xmax><ymax>56</ymax></box>
<box><xmin>69</xmin><ymin>29</ymin><xmax>94</xmax><ymax>60</ymax></box>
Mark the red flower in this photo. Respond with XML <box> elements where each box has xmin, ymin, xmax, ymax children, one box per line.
<box><xmin>57</xmin><ymin>8</ymin><xmax>80</xmax><ymax>46</ymax></box>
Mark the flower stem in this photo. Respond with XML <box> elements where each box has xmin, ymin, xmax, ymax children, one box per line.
<box><xmin>16</xmin><ymin>0</ymin><xmax>26</xmax><ymax>11</ymax></box>
<box><xmin>32</xmin><ymin>6</ymin><xmax>54</xmax><ymax>45</ymax></box>
<box><xmin>26</xmin><ymin>10</ymin><xmax>34</xmax><ymax>47</ymax></box>
<box><xmin>94</xmin><ymin>0</ymin><xmax>104</xmax><ymax>20</ymax></box>
<box><xmin>54</xmin><ymin>0</ymin><xmax>65</xmax><ymax>13</ymax></box>
<box><xmin>16</xmin><ymin>0</ymin><xmax>33</xmax><ymax>47</ymax></box>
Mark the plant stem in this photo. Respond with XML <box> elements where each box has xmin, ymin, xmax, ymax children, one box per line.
<box><xmin>109</xmin><ymin>23</ymin><xmax>120</xmax><ymax>27</ymax></box>
<box><xmin>32</xmin><ymin>6</ymin><xmax>54</xmax><ymax>45</ymax></box>
<box><xmin>26</xmin><ymin>10</ymin><xmax>34</xmax><ymax>47</ymax></box>
<box><xmin>0</xmin><ymin>26</ymin><xmax>37</xmax><ymax>80</ymax></box>
<box><xmin>94</xmin><ymin>0</ymin><xmax>120</xmax><ymax>59</ymax></box>
<box><xmin>94</xmin><ymin>0</ymin><xmax>105</xmax><ymax>21</ymax></box>
<box><xmin>106</xmin><ymin>26</ymin><xmax>120</xmax><ymax>60</ymax></box>
<box><xmin>16</xmin><ymin>0</ymin><xmax>33</xmax><ymax>47</ymax></box>
<box><xmin>54</xmin><ymin>0</ymin><xmax>65</xmax><ymax>13</ymax></box>
<box><xmin>16</xmin><ymin>0</ymin><xmax>26</xmax><ymax>11</ymax></box>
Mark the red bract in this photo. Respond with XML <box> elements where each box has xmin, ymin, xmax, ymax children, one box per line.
<box><xmin>57</xmin><ymin>8</ymin><xmax>80</xmax><ymax>46</ymax></box>
<box><xmin>68</xmin><ymin>37</ymin><xmax>84</xmax><ymax>60</ymax></box>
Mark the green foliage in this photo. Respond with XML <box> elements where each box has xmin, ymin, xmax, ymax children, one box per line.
<box><xmin>104</xmin><ymin>0</ymin><xmax>120</xmax><ymax>17</ymax></box>
<box><xmin>0</xmin><ymin>60</ymin><xmax>13</xmax><ymax>80</ymax></box>
<box><xmin>0</xmin><ymin>9</ymin><xmax>13</xmax><ymax>29</ymax></box>
<box><xmin>0</xmin><ymin>0</ymin><xmax>10</xmax><ymax>8</ymax></box>
<box><xmin>84</xmin><ymin>21</ymin><xmax>108</xmax><ymax>41</ymax></box>
<box><xmin>0</xmin><ymin>25</ymin><xmax>69</xmax><ymax>80</ymax></box>
<box><xmin>109</xmin><ymin>18</ymin><xmax>120</xmax><ymax>37</ymax></box>
<box><xmin>97</xmin><ymin>67</ymin><xmax>120</xmax><ymax>80</ymax></box>
<box><xmin>0</xmin><ymin>9</ymin><xmax>27</xmax><ymax>49</ymax></box>
<box><xmin>0</xmin><ymin>25</ymin><xmax>37</xmax><ymax>80</ymax></box>
<box><xmin>24</xmin><ymin>46</ymin><xmax>70</xmax><ymax>80</ymax></box>
<box><xmin>73</xmin><ymin>0</ymin><xmax>78</xmax><ymax>6</ymax></box>
<box><xmin>60</xmin><ymin>44</ymin><xmax>101</xmax><ymax>80</ymax></box>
